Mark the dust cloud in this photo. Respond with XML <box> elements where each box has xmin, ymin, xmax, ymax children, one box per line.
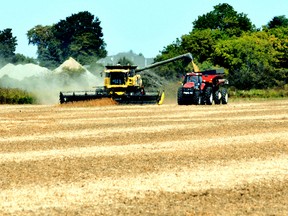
<box><xmin>0</xmin><ymin>57</ymin><xmax>104</xmax><ymax>104</ymax></box>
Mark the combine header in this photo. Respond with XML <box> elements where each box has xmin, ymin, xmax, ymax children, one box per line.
<box><xmin>59</xmin><ymin>53</ymin><xmax>193</xmax><ymax>105</ymax></box>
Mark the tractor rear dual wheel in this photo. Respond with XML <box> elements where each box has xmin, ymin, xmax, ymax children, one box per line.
<box><xmin>213</xmin><ymin>90</ymin><xmax>221</xmax><ymax>105</ymax></box>
<box><xmin>205</xmin><ymin>87</ymin><xmax>213</xmax><ymax>105</ymax></box>
<box><xmin>177</xmin><ymin>87</ymin><xmax>185</xmax><ymax>105</ymax></box>
<box><xmin>221</xmin><ymin>88</ymin><xmax>228</xmax><ymax>104</ymax></box>
<box><xmin>209</xmin><ymin>88</ymin><xmax>228</xmax><ymax>105</ymax></box>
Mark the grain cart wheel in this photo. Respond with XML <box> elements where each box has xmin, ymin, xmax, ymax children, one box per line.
<box><xmin>214</xmin><ymin>90</ymin><xmax>221</xmax><ymax>105</ymax></box>
<box><xmin>205</xmin><ymin>87</ymin><xmax>213</xmax><ymax>105</ymax></box>
<box><xmin>177</xmin><ymin>87</ymin><xmax>185</xmax><ymax>105</ymax></box>
<box><xmin>221</xmin><ymin>88</ymin><xmax>228</xmax><ymax>104</ymax></box>
<box><xmin>193</xmin><ymin>90</ymin><xmax>201</xmax><ymax>105</ymax></box>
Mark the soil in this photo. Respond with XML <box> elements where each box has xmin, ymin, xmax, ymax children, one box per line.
<box><xmin>0</xmin><ymin>99</ymin><xmax>287</xmax><ymax>215</ymax></box>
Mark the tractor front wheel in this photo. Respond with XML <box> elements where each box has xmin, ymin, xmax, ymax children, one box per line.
<box><xmin>177</xmin><ymin>87</ymin><xmax>185</xmax><ymax>105</ymax></box>
<box><xmin>193</xmin><ymin>90</ymin><xmax>201</xmax><ymax>105</ymax></box>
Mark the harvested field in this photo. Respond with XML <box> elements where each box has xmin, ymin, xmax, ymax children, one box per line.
<box><xmin>0</xmin><ymin>99</ymin><xmax>288</xmax><ymax>215</ymax></box>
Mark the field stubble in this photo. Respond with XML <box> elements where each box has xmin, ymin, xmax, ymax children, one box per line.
<box><xmin>0</xmin><ymin>99</ymin><xmax>288</xmax><ymax>215</ymax></box>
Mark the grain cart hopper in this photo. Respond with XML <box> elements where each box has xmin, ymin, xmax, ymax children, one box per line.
<box><xmin>177</xmin><ymin>68</ymin><xmax>229</xmax><ymax>105</ymax></box>
<box><xmin>59</xmin><ymin>53</ymin><xmax>193</xmax><ymax>104</ymax></box>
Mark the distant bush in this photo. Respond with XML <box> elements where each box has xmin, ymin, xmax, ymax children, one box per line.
<box><xmin>0</xmin><ymin>88</ymin><xmax>37</xmax><ymax>104</ymax></box>
<box><xmin>229</xmin><ymin>85</ymin><xmax>288</xmax><ymax>99</ymax></box>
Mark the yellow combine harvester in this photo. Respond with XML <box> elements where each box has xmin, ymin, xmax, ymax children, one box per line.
<box><xmin>59</xmin><ymin>53</ymin><xmax>193</xmax><ymax>105</ymax></box>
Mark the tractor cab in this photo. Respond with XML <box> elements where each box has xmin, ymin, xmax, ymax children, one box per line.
<box><xmin>183</xmin><ymin>72</ymin><xmax>202</xmax><ymax>89</ymax></box>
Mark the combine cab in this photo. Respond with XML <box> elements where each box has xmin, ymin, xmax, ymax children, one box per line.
<box><xmin>177</xmin><ymin>68</ymin><xmax>229</xmax><ymax>105</ymax></box>
<box><xmin>60</xmin><ymin>53</ymin><xmax>193</xmax><ymax>105</ymax></box>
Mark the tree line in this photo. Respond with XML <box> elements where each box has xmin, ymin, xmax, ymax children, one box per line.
<box><xmin>154</xmin><ymin>4</ymin><xmax>288</xmax><ymax>90</ymax></box>
<box><xmin>0</xmin><ymin>11</ymin><xmax>107</xmax><ymax>68</ymax></box>
<box><xmin>0</xmin><ymin>3</ymin><xmax>287</xmax><ymax>90</ymax></box>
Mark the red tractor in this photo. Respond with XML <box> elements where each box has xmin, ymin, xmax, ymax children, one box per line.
<box><xmin>177</xmin><ymin>68</ymin><xmax>228</xmax><ymax>105</ymax></box>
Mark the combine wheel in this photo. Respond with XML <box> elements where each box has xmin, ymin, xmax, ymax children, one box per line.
<box><xmin>177</xmin><ymin>87</ymin><xmax>185</xmax><ymax>105</ymax></box>
<box><xmin>205</xmin><ymin>87</ymin><xmax>213</xmax><ymax>105</ymax></box>
<box><xmin>193</xmin><ymin>90</ymin><xmax>201</xmax><ymax>105</ymax></box>
<box><xmin>221</xmin><ymin>88</ymin><xmax>228</xmax><ymax>104</ymax></box>
<box><xmin>214</xmin><ymin>90</ymin><xmax>221</xmax><ymax>105</ymax></box>
<box><xmin>59</xmin><ymin>92</ymin><xmax>65</xmax><ymax>104</ymax></box>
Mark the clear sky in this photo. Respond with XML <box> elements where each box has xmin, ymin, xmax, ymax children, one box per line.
<box><xmin>0</xmin><ymin>0</ymin><xmax>287</xmax><ymax>58</ymax></box>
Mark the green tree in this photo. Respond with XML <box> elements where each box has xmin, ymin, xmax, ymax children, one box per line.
<box><xmin>53</xmin><ymin>11</ymin><xmax>107</xmax><ymax>64</ymax></box>
<box><xmin>213</xmin><ymin>32</ymin><xmax>278</xmax><ymax>89</ymax></box>
<box><xmin>27</xmin><ymin>11</ymin><xmax>107</xmax><ymax>67</ymax></box>
<box><xmin>27</xmin><ymin>25</ymin><xmax>61</xmax><ymax>68</ymax></box>
<box><xmin>265</xmin><ymin>27</ymin><xmax>288</xmax><ymax>68</ymax></box>
<box><xmin>153</xmin><ymin>3</ymin><xmax>288</xmax><ymax>90</ymax></box>
<box><xmin>153</xmin><ymin>3</ymin><xmax>255</xmax><ymax>80</ymax></box>
<box><xmin>181</xmin><ymin>29</ymin><xmax>224</xmax><ymax>63</ymax></box>
<box><xmin>193</xmin><ymin>3</ymin><xmax>254</xmax><ymax>36</ymax></box>
<box><xmin>153</xmin><ymin>38</ymin><xmax>190</xmax><ymax>79</ymax></box>
<box><xmin>11</xmin><ymin>54</ymin><xmax>36</xmax><ymax>64</ymax></box>
<box><xmin>154</xmin><ymin>29</ymin><xmax>225</xmax><ymax>79</ymax></box>
<box><xmin>0</xmin><ymin>28</ymin><xmax>17</xmax><ymax>63</ymax></box>
<box><xmin>267</xmin><ymin>15</ymin><xmax>288</xmax><ymax>29</ymax></box>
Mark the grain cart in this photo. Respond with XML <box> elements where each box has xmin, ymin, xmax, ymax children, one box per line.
<box><xmin>60</xmin><ymin>53</ymin><xmax>193</xmax><ymax>105</ymax></box>
<box><xmin>177</xmin><ymin>68</ymin><xmax>228</xmax><ymax>105</ymax></box>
